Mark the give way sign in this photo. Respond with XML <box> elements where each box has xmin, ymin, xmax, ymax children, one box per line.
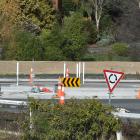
<box><xmin>103</xmin><ymin>69</ymin><xmax>124</xmax><ymax>93</ymax></box>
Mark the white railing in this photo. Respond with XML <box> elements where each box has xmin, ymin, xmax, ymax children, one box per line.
<box><xmin>113</xmin><ymin>112</ymin><xmax>140</xmax><ymax>119</ymax></box>
<box><xmin>0</xmin><ymin>99</ymin><xmax>27</xmax><ymax>106</ymax></box>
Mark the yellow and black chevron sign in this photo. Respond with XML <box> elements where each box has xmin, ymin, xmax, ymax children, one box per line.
<box><xmin>61</xmin><ymin>77</ymin><xmax>80</xmax><ymax>87</ymax></box>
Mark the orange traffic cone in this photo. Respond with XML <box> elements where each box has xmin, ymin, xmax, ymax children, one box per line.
<box><xmin>136</xmin><ymin>90</ymin><xmax>140</xmax><ymax>99</ymax></box>
<box><xmin>59</xmin><ymin>85</ymin><xmax>65</xmax><ymax>105</ymax></box>
<box><xmin>57</xmin><ymin>77</ymin><xmax>62</xmax><ymax>97</ymax></box>
<box><xmin>29</xmin><ymin>68</ymin><xmax>34</xmax><ymax>85</ymax></box>
<box><xmin>66</xmin><ymin>67</ymin><xmax>69</xmax><ymax>78</ymax></box>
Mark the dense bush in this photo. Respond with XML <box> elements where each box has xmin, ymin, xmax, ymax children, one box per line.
<box><xmin>2</xmin><ymin>29</ymin><xmax>44</xmax><ymax>60</ymax></box>
<box><xmin>96</xmin><ymin>32</ymin><xmax>115</xmax><ymax>47</ymax></box>
<box><xmin>61</xmin><ymin>12</ymin><xmax>89</xmax><ymax>60</ymax></box>
<box><xmin>112</xmin><ymin>42</ymin><xmax>128</xmax><ymax>56</ymax></box>
<box><xmin>83</xmin><ymin>21</ymin><xmax>98</xmax><ymax>44</ymax></box>
<box><xmin>21</xmin><ymin>99</ymin><xmax>121</xmax><ymax>140</ymax></box>
<box><xmin>40</xmin><ymin>24</ymin><xmax>66</xmax><ymax>60</ymax></box>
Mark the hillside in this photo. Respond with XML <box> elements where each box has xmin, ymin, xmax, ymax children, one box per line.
<box><xmin>0</xmin><ymin>0</ymin><xmax>140</xmax><ymax>61</ymax></box>
<box><xmin>115</xmin><ymin>0</ymin><xmax>140</xmax><ymax>44</ymax></box>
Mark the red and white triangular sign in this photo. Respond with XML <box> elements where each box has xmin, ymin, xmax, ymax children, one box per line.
<box><xmin>103</xmin><ymin>69</ymin><xmax>124</xmax><ymax>93</ymax></box>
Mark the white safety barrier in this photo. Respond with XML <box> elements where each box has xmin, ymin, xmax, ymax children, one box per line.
<box><xmin>0</xmin><ymin>99</ymin><xmax>27</xmax><ymax>106</ymax></box>
<box><xmin>113</xmin><ymin>112</ymin><xmax>140</xmax><ymax>119</ymax></box>
<box><xmin>116</xmin><ymin>131</ymin><xmax>123</xmax><ymax>140</ymax></box>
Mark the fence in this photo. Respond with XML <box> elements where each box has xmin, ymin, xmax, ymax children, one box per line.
<box><xmin>0</xmin><ymin>61</ymin><xmax>140</xmax><ymax>75</ymax></box>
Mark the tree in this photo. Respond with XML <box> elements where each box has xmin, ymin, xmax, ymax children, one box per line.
<box><xmin>93</xmin><ymin>0</ymin><xmax>104</xmax><ymax>31</ymax></box>
<box><xmin>62</xmin><ymin>12</ymin><xmax>88</xmax><ymax>60</ymax></box>
<box><xmin>72</xmin><ymin>0</ymin><xmax>105</xmax><ymax>32</ymax></box>
<box><xmin>61</xmin><ymin>0</ymin><xmax>77</xmax><ymax>16</ymax></box>
<box><xmin>137</xmin><ymin>0</ymin><xmax>140</xmax><ymax>8</ymax></box>
<box><xmin>0</xmin><ymin>0</ymin><xmax>21</xmax><ymax>42</ymax></box>
<box><xmin>40</xmin><ymin>24</ymin><xmax>66</xmax><ymax>60</ymax></box>
<box><xmin>19</xmin><ymin>0</ymin><xmax>56</xmax><ymax>34</ymax></box>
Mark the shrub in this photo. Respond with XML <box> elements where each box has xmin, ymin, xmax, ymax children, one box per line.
<box><xmin>96</xmin><ymin>34</ymin><xmax>115</xmax><ymax>47</ymax></box>
<box><xmin>21</xmin><ymin>99</ymin><xmax>121</xmax><ymax>140</ymax></box>
<box><xmin>2</xmin><ymin>29</ymin><xmax>44</xmax><ymax>60</ymax></box>
<box><xmin>128</xmin><ymin>44</ymin><xmax>140</xmax><ymax>61</ymax></box>
<box><xmin>112</xmin><ymin>42</ymin><xmax>128</xmax><ymax>56</ymax></box>
<box><xmin>81</xmin><ymin>54</ymin><xmax>96</xmax><ymax>61</ymax></box>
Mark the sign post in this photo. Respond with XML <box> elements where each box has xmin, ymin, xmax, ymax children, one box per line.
<box><xmin>109</xmin><ymin>93</ymin><xmax>111</xmax><ymax>105</ymax></box>
<box><xmin>103</xmin><ymin>70</ymin><xmax>124</xmax><ymax>105</ymax></box>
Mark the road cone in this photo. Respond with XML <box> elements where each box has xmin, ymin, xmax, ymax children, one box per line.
<box><xmin>136</xmin><ymin>90</ymin><xmax>140</xmax><ymax>99</ymax></box>
<box><xmin>29</xmin><ymin>68</ymin><xmax>34</xmax><ymax>85</ymax></box>
<box><xmin>66</xmin><ymin>67</ymin><xmax>69</xmax><ymax>78</ymax></box>
<box><xmin>56</xmin><ymin>77</ymin><xmax>62</xmax><ymax>97</ymax></box>
<box><xmin>59</xmin><ymin>85</ymin><xmax>65</xmax><ymax>105</ymax></box>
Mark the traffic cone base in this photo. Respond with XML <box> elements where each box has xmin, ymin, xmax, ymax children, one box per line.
<box><xmin>57</xmin><ymin>84</ymin><xmax>62</xmax><ymax>97</ymax></box>
<box><xmin>136</xmin><ymin>90</ymin><xmax>140</xmax><ymax>99</ymax></box>
<box><xmin>59</xmin><ymin>96</ymin><xmax>65</xmax><ymax>105</ymax></box>
<box><xmin>59</xmin><ymin>84</ymin><xmax>65</xmax><ymax>105</ymax></box>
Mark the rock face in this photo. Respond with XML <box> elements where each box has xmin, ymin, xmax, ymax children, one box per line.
<box><xmin>116</xmin><ymin>0</ymin><xmax>140</xmax><ymax>44</ymax></box>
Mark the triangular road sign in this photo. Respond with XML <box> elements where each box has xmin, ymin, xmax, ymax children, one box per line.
<box><xmin>103</xmin><ymin>69</ymin><xmax>124</xmax><ymax>93</ymax></box>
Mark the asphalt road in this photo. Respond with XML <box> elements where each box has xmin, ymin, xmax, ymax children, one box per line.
<box><xmin>100</xmin><ymin>99</ymin><xmax>140</xmax><ymax>113</ymax></box>
<box><xmin>0</xmin><ymin>99</ymin><xmax>139</xmax><ymax>114</ymax></box>
<box><xmin>0</xmin><ymin>78</ymin><xmax>140</xmax><ymax>88</ymax></box>
<box><xmin>0</xmin><ymin>79</ymin><xmax>140</xmax><ymax>113</ymax></box>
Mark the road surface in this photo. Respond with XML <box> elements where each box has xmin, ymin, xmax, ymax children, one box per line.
<box><xmin>0</xmin><ymin>78</ymin><xmax>139</xmax><ymax>113</ymax></box>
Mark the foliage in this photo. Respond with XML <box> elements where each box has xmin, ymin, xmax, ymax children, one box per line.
<box><xmin>2</xmin><ymin>29</ymin><xmax>44</xmax><ymax>60</ymax></box>
<box><xmin>21</xmin><ymin>99</ymin><xmax>121</xmax><ymax>140</ymax></box>
<box><xmin>19</xmin><ymin>0</ymin><xmax>56</xmax><ymax>34</ymax></box>
<box><xmin>84</xmin><ymin>21</ymin><xmax>98</xmax><ymax>44</ymax></box>
<box><xmin>96</xmin><ymin>35</ymin><xmax>115</xmax><ymax>47</ymax></box>
<box><xmin>0</xmin><ymin>0</ymin><xmax>21</xmax><ymax>43</ymax></box>
<box><xmin>40</xmin><ymin>24</ymin><xmax>66</xmax><ymax>60</ymax></box>
<box><xmin>0</xmin><ymin>0</ymin><xmax>139</xmax><ymax>61</ymax></box>
<box><xmin>105</xmin><ymin>0</ymin><xmax>124</xmax><ymax>20</ymax></box>
<box><xmin>0</xmin><ymin>0</ymin><xmax>56</xmax><ymax>35</ymax></box>
<box><xmin>112</xmin><ymin>42</ymin><xmax>128</xmax><ymax>56</ymax></box>
<box><xmin>99</xmin><ymin>14</ymin><xmax>115</xmax><ymax>37</ymax></box>
<box><xmin>128</xmin><ymin>44</ymin><xmax>140</xmax><ymax>61</ymax></box>
<box><xmin>62</xmin><ymin>0</ymin><xmax>77</xmax><ymax>16</ymax></box>
<box><xmin>81</xmin><ymin>54</ymin><xmax>96</xmax><ymax>61</ymax></box>
<box><xmin>62</xmin><ymin>12</ymin><xmax>88</xmax><ymax>60</ymax></box>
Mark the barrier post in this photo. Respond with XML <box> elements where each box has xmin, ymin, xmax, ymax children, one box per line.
<box><xmin>29</xmin><ymin>107</ymin><xmax>33</xmax><ymax>129</ymax></box>
<box><xmin>64</xmin><ymin>62</ymin><xmax>66</xmax><ymax>78</ymax></box>
<box><xmin>76</xmin><ymin>63</ymin><xmax>79</xmax><ymax>78</ymax></box>
<box><xmin>29</xmin><ymin>68</ymin><xmax>34</xmax><ymax>85</ymax></box>
<box><xmin>78</xmin><ymin>62</ymin><xmax>81</xmax><ymax>78</ymax></box>
<box><xmin>82</xmin><ymin>62</ymin><xmax>85</xmax><ymax>84</ymax></box>
<box><xmin>16</xmin><ymin>62</ymin><xmax>19</xmax><ymax>86</ymax></box>
<box><xmin>66</xmin><ymin>66</ymin><xmax>69</xmax><ymax>78</ymax></box>
<box><xmin>116</xmin><ymin>131</ymin><xmax>123</xmax><ymax>140</ymax></box>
